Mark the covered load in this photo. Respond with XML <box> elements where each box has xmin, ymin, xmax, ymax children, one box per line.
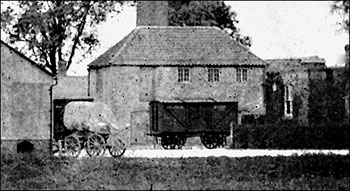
<box><xmin>63</xmin><ymin>101</ymin><xmax>121</xmax><ymax>135</ymax></box>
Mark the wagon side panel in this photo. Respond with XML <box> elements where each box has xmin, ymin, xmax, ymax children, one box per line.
<box><xmin>211</xmin><ymin>102</ymin><xmax>238</xmax><ymax>134</ymax></box>
<box><xmin>150</xmin><ymin>101</ymin><xmax>188</xmax><ymax>135</ymax></box>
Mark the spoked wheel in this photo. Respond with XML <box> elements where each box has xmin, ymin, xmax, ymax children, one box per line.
<box><xmin>200</xmin><ymin>134</ymin><xmax>219</xmax><ymax>149</ymax></box>
<box><xmin>174</xmin><ymin>134</ymin><xmax>186</xmax><ymax>149</ymax></box>
<box><xmin>161</xmin><ymin>135</ymin><xmax>175</xmax><ymax>150</ymax></box>
<box><xmin>216</xmin><ymin>134</ymin><xmax>227</xmax><ymax>148</ymax></box>
<box><xmin>161</xmin><ymin>134</ymin><xmax>186</xmax><ymax>149</ymax></box>
<box><xmin>108</xmin><ymin>138</ymin><xmax>126</xmax><ymax>158</ymax></box>
<box><xmin>64</xmin><ymin>135</ymin><xmax>81</xmax><ymax>157</ymax></box>
<box><xmin>86</xmin><ymin>133</ymin><xmax>106</xmax><ymax>157</ymax></box>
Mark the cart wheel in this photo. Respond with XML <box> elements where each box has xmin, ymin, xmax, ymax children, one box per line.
<box><xmin>200</xmin><ymin>134</ymin><xmax>219</xmax><ymax>149</ymax></box>
<box><xmin>161</xmin><ymin>135</ymin><xmax>174</xmax><ymax>150</ymax></box>
<box><xmin>174</xmin><ymin>135</ymin><xmax>186</xmax><ymax>149</ymax></box>
<box><xmin>108</xmin><ymin>138</ymin><xmax>126</xmax><ymax>158</ymax></box>
<box><xmin>86</xmin><ymin>133</ymin><xmax>106</xmax><ymax>157</ymax></box>
<box><xmin>64</xmin><ymin>135</ymin><xmax>81</xmax><ymax>157</ymax></box>
<box><xmin>217</xmin><ymin>134</ymin><xmax>227</xmax><ymax>148</ymax></box>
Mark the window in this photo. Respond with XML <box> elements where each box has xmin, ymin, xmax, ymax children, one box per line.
<box><xmin>178</xmin><ymin>67</ymin><xmax>190</xmax><ymax>82</ymax></box>
<box><xmin>236</xmin><ymin>68</ymin><xmax>248</xmax><ymax>82</ymax></box>
<box><xmin>284</xmin><ymin>85</ymin><xmax>293</xmax><ymax>117</ymax></box>
<box><xmin>208</xmin><ymin>68</ymin><xmax>220</xmax><ymax>82</ymax></box>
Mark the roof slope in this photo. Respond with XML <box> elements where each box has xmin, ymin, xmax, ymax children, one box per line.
<box><xmin>1</xmin><ymin>40</ymin><xmax>53</xmax><ymax>77</ymax></box>
<box><xmin>89</xmin><ymin>26</ymin><xmax>265</xmax><ymax>68</ymax></box>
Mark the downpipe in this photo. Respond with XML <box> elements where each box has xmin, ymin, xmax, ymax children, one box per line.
<box><xmin>49</xmin><ymin>76</ymin><xmax>58</xmax><ymax>155</ymax></box>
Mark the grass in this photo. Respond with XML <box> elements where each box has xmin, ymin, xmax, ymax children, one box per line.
<box><xmin>1</xmin><ymin>152</ymin><xmax>349</xmax><ymax>190</ymax></box>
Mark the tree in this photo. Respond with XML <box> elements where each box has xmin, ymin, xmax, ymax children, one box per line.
<box><xmin>330</xmin><ymin>0</ymin><xmax>349</xmax><ymax>32</ymax></box>
<box><xmin>168</xmin><ymin>1</ymin><xmax>252</xmax><ymax>47</ymax></box>
<box><xmin>1</xmin><ymin>1</ymin><xmax>128</xmax><ymax>75</ymax></box>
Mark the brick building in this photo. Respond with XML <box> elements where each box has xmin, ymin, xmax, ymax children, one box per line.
<box><xmin>265</xmin><ymin>55</ymin><xmax>348</xmax><ymax>126</ymax></box>
<box><xmin>88</xmin><ymin>1</ymin><xmax>266</xmax><ymax>145</ymax></box>
<box><xmin>1</xmin><ymin>40</ymin><xmax>55</xmax><ymax>154</ymax></box>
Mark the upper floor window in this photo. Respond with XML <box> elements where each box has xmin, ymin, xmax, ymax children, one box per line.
<box><xmin>236</xmin><ymin>68</ymin><xmax>248</xmax><ymax>82</ymax></box>
<box><xmin>208</xmin><ymin>68</ymin><xmax>220</xmax><ymax>82</ymax></box>
<box><xmin>178</xmin><ymin>67</ymin><xmax>190</xmax><ymax>82</ymax></box>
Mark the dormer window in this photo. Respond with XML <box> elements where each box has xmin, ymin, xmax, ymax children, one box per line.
<box><xmin>178</xmin><ymin>67</ymin><xmax>190</xmax><ymax>82</ymax></box>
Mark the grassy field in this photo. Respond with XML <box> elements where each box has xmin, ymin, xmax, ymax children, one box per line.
<box><xmin>1</xmin><ymin>152</ymin><xmax>349</xmax><ymax>190</ymax></box>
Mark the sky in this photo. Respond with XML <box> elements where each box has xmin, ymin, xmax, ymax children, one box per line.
<box><xmin>1</xmin><ymin>1</ymin><xmax>349</xmax><ymax>76</ymax></box>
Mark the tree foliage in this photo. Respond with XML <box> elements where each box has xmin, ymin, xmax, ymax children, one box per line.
<box><xmin>1</xmin><ymin>1</ymin><xmax>127</xmax><ymax>75</ymax></box>
<box><xmin>168</xmin><ymin>0</ymin><xmax>252</xmax><ymax>47</ymax></box>
<box><xmin>330</xmin><ymin>0</ymin><xmax>350</xmax><ymax>32</ymax></box>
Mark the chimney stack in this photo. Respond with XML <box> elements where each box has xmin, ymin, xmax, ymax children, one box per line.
<box><xmin>136</xmin><ymin>1</ymin><xmax>168</xmax><ymax>26</ymax></box>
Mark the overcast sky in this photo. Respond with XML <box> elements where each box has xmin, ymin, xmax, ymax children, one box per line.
<box><xmin>1</xmin><ymin>1</ymin><xmax>349</xmax><ymax>76</ymax></box>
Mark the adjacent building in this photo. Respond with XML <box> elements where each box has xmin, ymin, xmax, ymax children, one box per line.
<box><xmin>1</xmin><ymin>40</ymin><xmax>54</xmax><ymax>153</ymax></box>
<box><xmin>265</xmin><ymin>55</ymin><xmax>348</xmax><ymax>126</ymax></box>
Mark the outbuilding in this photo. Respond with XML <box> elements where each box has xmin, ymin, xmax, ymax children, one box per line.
<box><xmin>1</xmin><ymin>40</ymin><xmax>55</xmax><ymax>154</ymax></box>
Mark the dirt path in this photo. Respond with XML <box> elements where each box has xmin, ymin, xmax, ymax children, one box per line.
<box><xmin>69</xmin><ymin>148</ymin><xmax>349</xmax><ymax>159</ymax></box>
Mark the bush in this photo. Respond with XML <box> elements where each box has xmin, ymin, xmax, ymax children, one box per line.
<box><xmin>231</xmin><ymin>122</ymin><xmax>350</xmax><ymax>149</ymax></box>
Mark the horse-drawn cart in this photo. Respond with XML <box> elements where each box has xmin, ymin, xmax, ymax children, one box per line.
<box><xmin>54</xmin><ymin>101</ymin><xmax>127</xmax><ymax>158</ymax></box>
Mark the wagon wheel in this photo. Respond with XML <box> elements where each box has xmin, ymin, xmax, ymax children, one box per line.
<box><xmin>161</xmin><ymin>135</ymin><xmax>177</xmax><ymax>150</ymax></box>
<box><xmin>161</xmin><ymin>135</ymin><xmax>171</xmax><ymax>149</ymax></box>
<box><xmin>200</xmin><ymin>134</ymin><xmax>219</xmax><ymax>149</ymax></box>
<box><xmin>86</xmin><ymin>133</ymin><xmax>106</xmax><ymax>157</ymax></box>
<box><xmin>217</xmin><ymin>134</ymin><xmax>226</xmax><ymax>148</ymax></box>
<box><xmin>174</xmin><ymin>134</ymin><xmax>186</xmax><ymax>149</ymax></box>
<box><xmin>64</xmin><ymin>135</ymin><xmax>81</xmax><ymax>157</ymax></box>
<box><xmin>108</xmin><ymin>138</ymin><xmax>126</xmax><ymax>158</ymax></box>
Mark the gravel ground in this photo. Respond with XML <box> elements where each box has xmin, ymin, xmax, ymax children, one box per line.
<box><xmin>58</xmin><ymin>148</ymin><xmax>349</xmax><ymax>159</ymax></box>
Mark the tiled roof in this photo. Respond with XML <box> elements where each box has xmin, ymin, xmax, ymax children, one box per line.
<box><xmin>89</xmin><ymin>26</ymin><xmax>265</xmax><ymax>68</ymax></box>
<box><xmin>1</xmin><ymin>40</ymin><xmax>54</xmax><ymax>77</ymax></box>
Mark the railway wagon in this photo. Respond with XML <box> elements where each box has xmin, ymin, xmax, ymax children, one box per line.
<box><xmin>149</xmin><ymin>101</ymin><xmax>238</xmax><ymax>149</ymax></box>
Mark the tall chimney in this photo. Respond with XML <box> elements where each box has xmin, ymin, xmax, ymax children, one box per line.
<box><xmin>136</xmin><ymin>1</ymin><xmax>168</xmax><ymax>26</ymax></box>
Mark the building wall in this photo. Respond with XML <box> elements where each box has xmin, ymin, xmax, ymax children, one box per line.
<box><xmin>1</xmin><ymin>43</ymin><xmax>52</xmax><ymax>153</ymax></box>
<box><xmin>264</xmin><ymin>58</ymin><xmax>346</xmax><ymax>126</ymax></box>
<box><xmin>90</xmin><ymin>64</ymin><xmax>265</xmax><ymax>144</ymax></box>
<box><xmin>265</xmin><ymin>60</ymin><xmax>310</xmax><ymax>125</ymax></box>
<box><xmin>53</xmin><ymin>74</ymin><xmax>89</xmax><ymax>99</ymax></box>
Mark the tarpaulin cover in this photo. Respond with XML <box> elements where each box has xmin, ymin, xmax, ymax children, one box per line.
<box><xmin>63</xmin><ymin>101</ymin><xmax>120</xmax><ymax>134</ymax></box>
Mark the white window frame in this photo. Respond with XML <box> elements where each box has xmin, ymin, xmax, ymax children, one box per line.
<box><xmin>208</xmin><ymin>68</ymin><xmax>220</xmax><ymax>82</ymax></box>
<box><xmin>178</xmin><ymin>67</ymin><xmax>190</xmax><ymax>82</ymax></box>
<box><xmin>236</xmin><ymin>67</ymin><xmax>248</xmax><ymax>83</ymax></box>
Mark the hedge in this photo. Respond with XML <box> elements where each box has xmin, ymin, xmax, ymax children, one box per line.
<box><xmin>231</xmin><ymin>122</ymin><xmax>350</xmax><ymax>149</ymax></box>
